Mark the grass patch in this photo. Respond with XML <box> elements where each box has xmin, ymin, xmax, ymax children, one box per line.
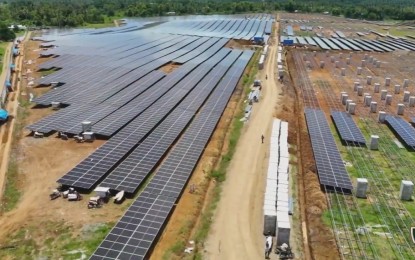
<box><xmin>387</xmin><ymin>27</ymin><xmax>415</xmax><ymax>37</ymax></box>
<box><xmin>194</xmin><ymin>50</ymin><xmax>260</xmax><ymax>248</ymax></box>
<box><xmin>39</xmin><ymin>68</ymin><xmax>59</xmax><ymax>77</ymax></box>
<box><xmin>295</xmin><ymin>31</ymin><xmax>315</xmax><ymax>37</ymax></box>
<box><xmin>1</xmin><ymin>159</ymin><xmax>21</xmax><ymax>212</ymax></box>
<box><xmin>0</xmin><ymin>222</ymin><xmax>113</xmax><ymax>259</ymax></box>
<box><xmin>81</xmin><ymin>22</ymin><xmax>116</xmax><ymax>29</ymax></box>
<box><xmin>0</xmin><ymin>96</ymin><xmax>30</xmax><ymax>213</ymax></box>
<box><xmin>80</xmin><ymin>15</ymin><xmax>125</xmax><ymax>29</ymax></box>
<box><xmin>325</xmin><ymin>116</ymin><xmax>415</xmax><ymax>258</ymax></box>
<box><xmin>0</xmin><ymin>41</ymin><xmax>10</xmax><ymax>74</ymax></box>
<box><xmin>163</xmin><ymin>49</ymin><xmax>261</xmax><ymax>259</ymax></box>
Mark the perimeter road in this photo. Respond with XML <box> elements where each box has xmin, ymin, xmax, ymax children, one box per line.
<box><xmin>204</xmin><ymin>26</ymin><xmax>281</xmax><ymax>259</ymax></box>
<box><xmin>0</xmin><ymin>33</ymin><xmax>28</xmax><ymax>203</ymax></box>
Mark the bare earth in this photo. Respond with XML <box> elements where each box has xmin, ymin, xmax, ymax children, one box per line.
<box><xmin>204</xmin><ymin>34</ymin><xmax>282</xmax><ymax>259</ymax></box>
<box><xmin>0</xmin><ymin>37</ymin><xmax>123</xmax><ymax>250</ymax></box>
<box><xmin>0</xmin><ymin>41</ymin><xmax>15</xmax><ymax>202</ymax></box>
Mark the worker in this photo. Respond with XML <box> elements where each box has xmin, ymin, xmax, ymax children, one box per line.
<box><xmin>261</xmin><ymin>134</ymin><xmax>264</xmax><ymax>144</ymax></box>
<box><xmin>265</xmin><ymin>235</ymin><xmax>273</xmax><ymax>259</ymax></box>
<box><xmin>265</xmin><ymin>74</ymin><xmax>268</xmax><ymax>80</ymax></box>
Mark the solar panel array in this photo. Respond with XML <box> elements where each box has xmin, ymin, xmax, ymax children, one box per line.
<box><xmin>30</xmin><ymin>15</ymin><xmax>263</xmax><ymax>259</ymax></box>
<box><xmin>331</xmin><ymin>111</ymin><xmax>366</xmax><ymax>145</ymax></box>
<box><xmin>99</xmin><ymin>50</ymin><xmax>242</xmax><ymax>193</ymax></box>
<box><xmin>91</xmin><ymin>50</ymin><xmax>253</xmax><ymax>260</ymax></box>
<box><xmin>28</xmin><ymin>38</ymin><xmax>230</xmax><ymax>136</ymax></box>
<box><xmin>305</xmin><ymin>108</ymin><xmax>353</xmax><ymax>190</ymax></box>
<box><xmin>294</xmin><ymin>36</ymin><xmax>415</xmax><ymax>52</ymax></box>
<box><xmin>57</xmin><ymin>48</ymin><xmax>233</xmax><ymax>190</ymax></box>
<box><xmin>385</xmin><ymin>115</ymin><xmax>415</xmax><ymax>148</ymax></box>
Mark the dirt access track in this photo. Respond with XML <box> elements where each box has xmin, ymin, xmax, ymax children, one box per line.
<box><xmin>0</xmin><ymin>17</ymin><xmax>335</xmax><ymax>260</ymax></box>
<box><xmin>205</xmin><ymin>30</ymin><xmax>284</xmax><ymax>259</ymax></box>
<box><xmin>205</xmin><ymin>18</ymin><xmax>339</xmax><ymax>260</ymax></box>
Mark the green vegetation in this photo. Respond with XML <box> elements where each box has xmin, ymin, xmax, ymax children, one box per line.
<box><xmin>1</xmin><ymin>159</ymin><xmax>21</xmax><ymax>212</ymax></box>
<box><xmin>1</xmin><ymin>0</ymin><xmax>415</xmax><ymax>28</ymax></box>
<box><xmin>0</xmin><ymin>22</ymin><xmax>16</xmax><ymax>41</ymax></box>
<box><xmin>39</xmin><ymin>68</ymin><xmax>60</xmax><ymax>77</ymax></box>
<box><xmin>321</xmin><ymin>114</ymin><xmax>415</xmax><ymax>259</ymax></box>
<box><xmin>161</xmin><ymin>49</ymin><xmax>259</xmax><ymax>259</ymax></box>
<box><xmin>0</xmin><ymin>96</ymin><xmax>30</xmax><ymax>213</ymax></box>
<box><xmin>192</xmin><ymin>50</ymin><xmax>260</xmax><ymax>257</ymax></box>
<box><xmin>0</xmin><ymin>42</ymin><xmax>9</xmax><ymax>75</ymax></box>
<box><xmin>0</xmin><ymin>222</ymin><xmax>113</xmax><ymax>259</ymax></box>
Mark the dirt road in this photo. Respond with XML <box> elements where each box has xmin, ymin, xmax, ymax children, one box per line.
<box><xmin>0</xmin><ymin>40</ymin><xmax>20</xmax><ymax>203</ymax></box>
<box><xmin>204</xmin><ymin>32</ymin><xmax>282</xmax><ymax>259</ymax></box>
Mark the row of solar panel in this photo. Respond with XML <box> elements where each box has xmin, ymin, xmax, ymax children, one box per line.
<box><xmin>385</xmin><ymin>115</ymin><xmax>415</xmax><ymax>148</ymax></box>
<box><xmin>289</xmin><ymin>36</ymin><xmax>415</xmax><ymax>52</ymax></box>
<box><xmin>157</xmin><ymin>18</ymin><xmax>272</xmax><ymax>40</ymax></box>
<box><xmin>57</xmin><ymin>48</ymin><xmax>238</xmax><ymax>190</ymax></box>
<box><xmin>331</xmin><ymin>111</ymin><xmax>366</xmax><ymax>145</ymax></box>
<box><xmin>38</xmin><ymin>35</ymin><xmax>182</xmax><ymax>70</ymax></box>
<box><xmin>37</xmin><ymin>35</ymin><xmax>195</xmax><ymax>84</ymax></box>
<box><xmin>304</xmin><ymin>108</ymin><xmax>353</xmax><ymax>190</ymax></box>
<box><xmin>28</xmin><ymin>38</ymin><xmax>229</xmax><ymax>135</ymax></box>
<box><xmin>100</xmin><ymin>51</ymin><xmax>243</xmax><ymax>194</ymax></box>
<box><xmin>35</xmin><ymin>37</ymin><xmax>225</xmax><ymax>106</ymax></box>
<box><xmin>90</xmin><ymin>50</ymin><xmax>253</xmax><ymax>260</ymax></box>
<box><xmin>65</xmin><ymin>42</ymin><xmax>230</xmax><ymax>137</ymax></box>
<box><xmin>35</xmin><ymin>38</ymin><xmax>226</xmax><ymax>105</ymax></box>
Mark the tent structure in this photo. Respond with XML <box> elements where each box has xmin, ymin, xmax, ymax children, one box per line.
<box><xmin>0</xmin><ymin>109</ymin><xmax>8</xmax><ymax>121</ymax></box>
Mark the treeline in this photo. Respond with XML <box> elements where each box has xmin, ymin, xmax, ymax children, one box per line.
<box><xmin>281</xmin><ymin>0</ymin><xmax>415</xmax><ymax>21</ymax></box>
<box><xmin>1</xmin><ymin>0</ymin><xmax>415</xmax><ymax>28</ymax></box>
<box><xmin>0</xmin><ymin>23</ymin><xmax>16</xmax><ymax>41</ymax></box>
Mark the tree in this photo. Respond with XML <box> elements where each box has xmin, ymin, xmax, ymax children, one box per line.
<box><xmin>0</xmin><ymin>23</ymin><xmax>16</xmax><ymax>41</ymax></box>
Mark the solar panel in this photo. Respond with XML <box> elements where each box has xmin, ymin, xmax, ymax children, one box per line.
<box><xmin>331</xmin><ymin>111</ymin><xmax>366</xmax><ymax>145</ymax></box>
<box><xmin>305</xmin><ymin>108</ymin><xmax>353</xmax><ymax>190</ymax></box>
<box><xmin>335</xmin><ymin>38</ymin><xmax>362</xmax><ymax>51</ymax></box>
<box><xmin>57</xmin><ymin>49</ymin><xmax>234</xmax><ymax>190</ymax></box>
<box><xmin>90</xmin><ymin>192</ymin><xmax>176</xmax><ymax>260</ymax></box>
<box><xmin>99</xmin><ymin>50</ymin><xmax>242</xmax><ymax>193</ymax></box>
<box><xmin>91</xmin><ymin>43</ymin><xmax>230</xmax><ymax>137</ymax></box>
<box><xmin>312</xmin><ymin>37</ymin><xmax>331</xmax><ymax>50</ymax></box>
<box><xmin>29</xmin><ymin>37</ymin><xmax>224</xmax><ymax>134</ymax></box>
<box><xmin>27</xmin><ymin>71</ymin><xmax>165</xmax><ymax>133</ymax></box>
<box><xmin>91</xmin><ymin>50</ymin><xmax>253</xmax><ymax>260</ymax></box>
<box><xmin>329</xmin><ymin>38</ymin><xmax>351</xmax><ymax>50</ymax></box>
<box><xmin>385</xmin><ymin>115</ymin><xmax>415</xmax><ymax>148</ymax></box>
<box><xmin>320</xmin><ymin>38</ymin><xmax>341</xmax><ymax>50</ymax></box>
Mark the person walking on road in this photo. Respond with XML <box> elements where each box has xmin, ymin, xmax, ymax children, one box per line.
<box><xmin>261</xmin><ymin>134</ymin><xmax>264</xmax><ymax>144</ymax></box>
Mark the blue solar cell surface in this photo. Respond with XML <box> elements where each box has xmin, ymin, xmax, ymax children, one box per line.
<box><xmin>91</xmin><ymin>50</ymin><xmax>253</xmax><ymax>260</ymax></box>
<box><xmin>305</xmin><ymin>109</ymin><xmax>353</xmax><ymax>190</ymax></box>
<box><xmin>331</xmin><ymin>111</ymin><xmax>366</xmax><ymax>145</ymax></box>
<box><xmin>385</xmin><ymin>115</ymin><xmax>415</xmax><ymax>148</ymax></box>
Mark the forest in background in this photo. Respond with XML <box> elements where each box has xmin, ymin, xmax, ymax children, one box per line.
<box><xmin>0</xmin><ymin>0</ymin><xmax>415</xmax><ymax>29</ymax></box>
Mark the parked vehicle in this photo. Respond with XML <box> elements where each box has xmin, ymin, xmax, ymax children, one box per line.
<box><xmin>64</xmin><ymin>187</ymin><xmax>82</xmax><ymax>201</ymax></box>
<box><xmin>276</xmin><ymin>243</ymin><xmax>294</xmax><ymax>259</ymax></box>
<box><xmin>49</xmin><ymin>189</ymin><xmax>61</xmax><ymax>200</ymax></box>
<box><xmin>68</xmin><ymin>192</ymin><xmax>83</xmax><ymax>201</ymax></box>
<box><xmin>94</xmin><ymin>187</ymin><xmax>111</xmax><ymax>203</ymax></box>
<box><xmin>88</xmin><ymin>196</ymin><xmax>103</xmax><ymax>209</ymax></box>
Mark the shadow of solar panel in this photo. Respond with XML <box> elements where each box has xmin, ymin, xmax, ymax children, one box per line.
<box><xmin>57</xmin><ymin>48</ymin><xmax>234</xmax><ymax>190</ymax></box>
<box><xmin>90</xmin><ymin>50</ymin><xmax>254</xmax><ymax>260</ymax></box>
<box><xmin>305</xmin><ymin>108</ymin><xmax>353</xmax><ymax>190</ymax></box>
<box><xmin>99</xmin><ymin>50</ymin><xmax>243</xmax><ymax>193</ymax></box>
<box><xmin>90</xmin><ymin>192</ymin><xmax>175</xmax><ymax>260</ymax></box>
<box><xmin>385</xmin><ymin>115</ymin><xmax>415</xmax><ymax>148</ymax></box>
<box><xmin>331</xmin><ymin>111</ymin><xmax>366</xmax><ymax>145</ymax></box>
